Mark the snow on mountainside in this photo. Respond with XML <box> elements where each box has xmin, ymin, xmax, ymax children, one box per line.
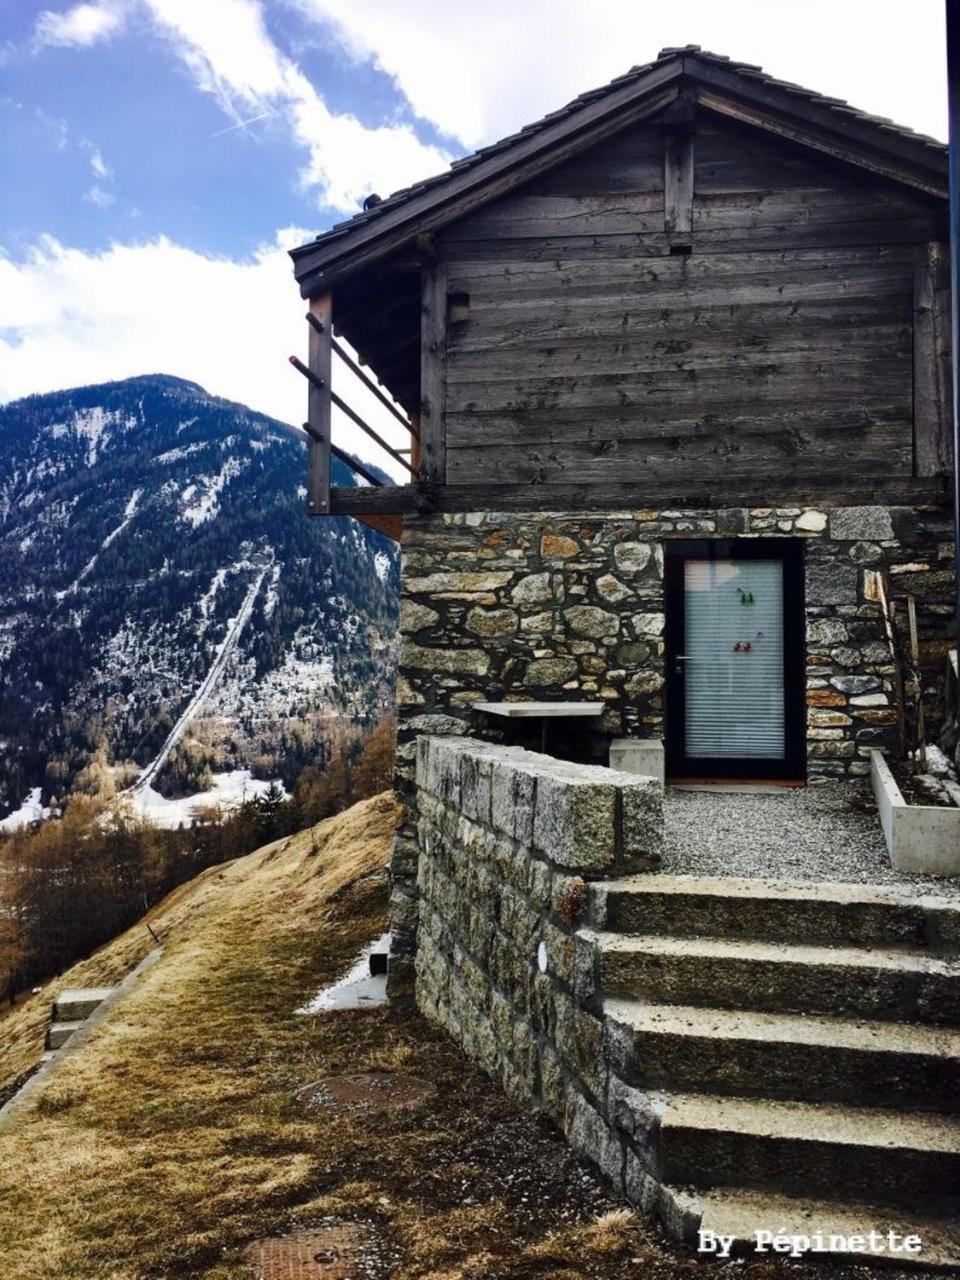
<box><xmin>0</xmin><ymin>374</ymin><xmax>399</xmax><ymax>817</ymax></box>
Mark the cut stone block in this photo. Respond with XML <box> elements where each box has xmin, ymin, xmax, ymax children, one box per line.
<box><xmin>604</xmin><ymin>999</ymin><xmax>960</xmax><ymax>1110</ymax></box>
<box><xmin>589</xmin><ymin>874</ymin><xmax>960</xmax><ymax>953</ymax></box>
<box><xmin>533</xmin><ymin>763</ymin><xmax>618</xmax><ymax>871</ymax></box>
<box><xmin>695</xmin><ymin>1186</ymin><xmax>960</xmax><ymax>1269</ymax></box>
<box><xmin>596</xmin><ymin>932</ymin><xmax>960</xmax><ymax>1024</ymax></box>
<box><xmin>658</xmin><ymin>1091</ymin><xmax>960</xmax><ymax>1212</ymax></box>
<box><xmin>54</xmin><ymin>987</ymin><xmax>116</xmax><ymax>1021</ymax></box>
<box><xmin>609</xmin><ymin>738</ymin><xmax>664</xmax><ymax>786</ymax></box>
<box><xmin>46</xmin><ymin>1021</ymin><xmax>84</xmax><ymax>1050</ymax></box>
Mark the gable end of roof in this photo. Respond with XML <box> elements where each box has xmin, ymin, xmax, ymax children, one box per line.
<box><xmin>290</xmin><ymin>46</ymin><xmax>947</xmax><ymax>295</ymax></box>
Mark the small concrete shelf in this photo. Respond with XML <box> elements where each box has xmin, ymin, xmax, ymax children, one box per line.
<box><xmin>473</xmin><ymin>702</ymin><xmax>604</xmax><ymax>718</ymax></box>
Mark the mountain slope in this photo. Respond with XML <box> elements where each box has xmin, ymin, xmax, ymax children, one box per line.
<box><xmin>0</xmin><ymin>794</ymin><xmax>677</xmax><ymax>1280</ymax></box>
<box><xmin>0</xmin><ymin>374</ymin><xmax>398</xmax><ymax>813</ymax></box>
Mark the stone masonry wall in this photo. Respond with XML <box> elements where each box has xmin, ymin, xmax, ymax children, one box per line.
<box><xmin>414</xmin><ymin>735</ymin><xmax>682</xmax><ymax>1220</ymax></box>
<box><xmin>387</xmin><ymin>504</ymin><xmax>955</xmax><ymax>995</ymax></box>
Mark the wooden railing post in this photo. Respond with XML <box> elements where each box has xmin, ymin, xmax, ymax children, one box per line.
<box><xmin>306</xmin><ymin>292</ymin><xmax>332</xmax><ymax>515</ymax></box>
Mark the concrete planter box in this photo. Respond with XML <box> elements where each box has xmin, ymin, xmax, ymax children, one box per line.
<box><xmin>869</xmin><ymin>749</ymin><xmax>960</xmax><ymax>877</ymax></box>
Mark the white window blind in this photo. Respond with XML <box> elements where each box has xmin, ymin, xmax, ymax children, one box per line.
<box><xmin>683</xmin><ymin>559</ymin><xmax>785</xmax><ymax>759</ymax></box>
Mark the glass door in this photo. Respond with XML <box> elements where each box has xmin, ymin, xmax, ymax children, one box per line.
<box><xmin>664</xmin><ymin>540</ymin><xmax>805</xmax><ymax>780</ymax></box>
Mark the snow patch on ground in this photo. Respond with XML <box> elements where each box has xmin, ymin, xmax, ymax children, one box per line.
<box><xmin>262</xmin><ymin>562</ymin><xmax>281</xmax><ymax>620</ymax></box>
<box><xmin>123</xmin><ymin>488</ymin><xmax>143</xmax><ymax>520</ymax></box>
<box><xmin>101</xmin><ymin>488</ymin><xmax>143</xmax><ymax>550</ymax></box>
<box><xmin>153</xmin><ymin>442</ymin><xmax>208</xmax><ymax>465</ymax></box>
<box><xmin>197</xmin><ymin>567</ymin><xmax>228</xmax><ymax>625</ymax></box>
<box><xmin>55</xmin><ymin>552</ymin><xmax>99</xmax><ymax>600</ymax></box>
<box><xmin>124</xmin><ymin>770</ymin><xmax>285</xmax><ymax>829</ymax></box>
<box><xmin>181</xmin><ymin>458</ymin><xmax>247</xmax><ymax>527</ymax></box>
<box><xmin>297</xmin><ymin>932</ymin><xmax>390</xmax><ymax>1013</ymax></box>
<box><xmin>0</xmin><ymin>787</ymin><xmax>50</xmax><ymax>833</ymax></box>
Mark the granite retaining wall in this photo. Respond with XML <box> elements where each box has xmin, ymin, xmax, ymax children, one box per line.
<box><xmin>413</xmin><ymin>735</ymin><xmax>686</xmax><ymax>1222</ymax></box>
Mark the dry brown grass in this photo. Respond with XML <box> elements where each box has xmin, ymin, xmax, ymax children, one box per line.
<box><xmin>0</xmin><ymin>792</ymin><xmax>860</xmax><ymax>1280</ymax></box>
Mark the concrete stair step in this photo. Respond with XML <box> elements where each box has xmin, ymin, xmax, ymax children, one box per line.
<box><xmin>53</xmin><ymin>986</ymin><xmax>116</xmax><ymax>1021</ymax></box>
<box><xmin>45</xmin><ymin>1020</ymin><xmax>84</xmax><ymax>1050</ymax></box>
<box><xmin>590</xmin><ymin>874</ymin><xmax>960</xmax><ymax>954</ymax></box>
<box><xmin>690</xmin><ymin>1185</ymin><xmax>960</xmax><ymax>1270</ymax></box>
<box><xmin>604</xmin><ymin>999</ymin><xmax>960</xmax><ymax>1110</ymax></box>
<box><xmin>656</xmin><ymin>1091</ymin><xmax>960</xmax><ymax>1211</ymax></box>
<box><xmin>596</xmin><ymin>932</ymin><xmax>960</xmax><ymax>1024</ymax></box>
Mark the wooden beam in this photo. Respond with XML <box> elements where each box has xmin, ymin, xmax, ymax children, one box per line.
<box><xmin>328</xmin><ymin>475</ymin><xmax>951</xmax><ymax>517</ymax></box>
<box><xmin>695</xmin><ymin>86</ymin><xmax>947</xmax><ymax>200</ymax></box>
<box><xmin>306</xmin><ymin>292</ymin><xmax>332</xmax><ymax>515</ymax></box>
<box><xmin>420</xmin><ymin>263</ymin><xmax>447</xmax><ymax>484</ymax></box>
<box><xmin>664</xmin><ymin>97</ymin><xmax>695</xmax><ymax>238</ymax></box>
<box><xmin>410</xmin><ymin>412</ymin><xmax>422</xmax><ymax>472</ymax></box>
<box><xmin>354</xmin><ymin>512</ymin><xmax>403</xmax><ymax>541</ymax></box>
<box><xmin>913</xmin><ymin>241</ymin><xmax>953</xmax><ymax>477</ymax></box>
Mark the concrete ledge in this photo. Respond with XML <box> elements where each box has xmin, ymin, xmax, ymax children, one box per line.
<box><xmin>0</xmin><ymin>947</ymin><xmax>163</xmax><ymax>1133</ymax></box>
<box><xmin>869</xmin><ymin>750</ymin><xmax>960</xmax><ymax>878</ymax></box>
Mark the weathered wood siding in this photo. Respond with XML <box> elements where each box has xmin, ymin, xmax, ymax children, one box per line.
<box><xmin>438</xmin><ymin>115</ymin><xmax>947</xmax><ymax>494</ymax></box>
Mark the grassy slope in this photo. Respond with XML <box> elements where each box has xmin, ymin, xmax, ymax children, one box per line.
<box><xmin>0</xmin><ymin>794</ymin><xmax>854</xmax><ymax>1280</ymax></box>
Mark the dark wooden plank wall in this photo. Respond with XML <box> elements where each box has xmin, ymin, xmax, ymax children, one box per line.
<box><xmin>438</xmin><ymin>115</ymin><xmax>947</xmax><ymax>494</ymax></box>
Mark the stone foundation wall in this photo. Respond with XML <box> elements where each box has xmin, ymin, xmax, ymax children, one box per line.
<box><xmin>387</xmin><ymin>504</ymin><xmax>955</xmax><ymax>995</ymax></box>
<box><xmin>414</xmin><ymin>736</ymin><xmax>676</xmax><ymax>1216</ymax></box>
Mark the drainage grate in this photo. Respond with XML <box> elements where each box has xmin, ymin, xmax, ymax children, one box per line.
<box><xmin>297</xmin><ymin>1072</ymin><xmax>436</xmax><ymax>1115</ymax></box>
<box><xmin>243</xmin><ymin>1222</ymin><xmax>369</xmax><ymax>1279</ymax></box>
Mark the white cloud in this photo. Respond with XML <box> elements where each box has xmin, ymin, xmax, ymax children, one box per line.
<box><xmin>89</xmin><ymin>147</ymin><xmax>110</xmax><ymax>178</ymax></box>
<box><xmin>141</xmin><ymin>0</ymin><xmax>451</xmax><ymax>210</ymax></box>
<box><xmin>27</xmin><ymin>0</ymin><xmax>451</xmax><ymax>213</ymax></box>
<box><xmin>33</xmin><ymin>1</ymin><xmax>126</xmax><ymax>50</ymax></box>
<box><xmin>83</xmin><ymin>184</ymin><xmax>115</xmax><ymax>207</ymax></box>
<box><xmin>0</xmin><ymin>232</ymin><xmax>410</xmax><ymax>479</ymax></box>
<box><xmin>297</xmin><ymin>0</ymin><xmax>947</xmax><ymax>147</ymax></box>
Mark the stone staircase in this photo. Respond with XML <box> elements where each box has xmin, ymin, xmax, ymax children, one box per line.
<box><xmin>585</xmin><ymin>875</ymin><xmax>960</xmax><ymax>1268</ymax></box>
<box><xmin>44</xmin><ymin>987</ymin><xmax>116</xmax><ymax>1057</ymax></box>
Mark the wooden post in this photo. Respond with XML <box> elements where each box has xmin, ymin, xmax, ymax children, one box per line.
<box><xmin>307</xmin><ymin>292</ymin><xmax>332</xmax><ymax>515</ymax></box>
<box><xmin>663</xmin><ymin>94</ymin><xmax>695</xmax><ymax>240</ymax></box>
<box><xmin>410</xmin><ymin>412</ymin><xmax>422</xmax><ymax>472</ymax></box>
<box><xmin>913</xmin><ymin>241</ymin><xmax>952</xmax><ymax>477</ymax></box>
<box><xmin>420</xmin><ymin>263</ymin><xmax>447</xmax><ymax>485</ymax></box>
<box><xmin>906</xmin><ymin>594</ymin><xmax>927</xmax><ymax>768</ymax></box>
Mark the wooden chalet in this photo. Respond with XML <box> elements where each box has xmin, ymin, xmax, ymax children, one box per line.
<box><xmin>288</xmin><ymin>46</ymin><xmax>955</xmax><ymax>791</ymax></box>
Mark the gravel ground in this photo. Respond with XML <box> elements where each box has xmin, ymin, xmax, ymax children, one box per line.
<box><xmin>662</xmin><ymin>783</ymin><xmax>960</xmax><ymax>899</ymax></box>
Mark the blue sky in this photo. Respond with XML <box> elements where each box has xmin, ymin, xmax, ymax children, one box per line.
<box><xmin>0</xmin><ymin>1</ymin><xmax>455</xmax><ymax>260</ymax></box>
<box><xmin>0</xmin><ymin>0</ymin><xmax>949</xmax><ymax>466</ymax></box>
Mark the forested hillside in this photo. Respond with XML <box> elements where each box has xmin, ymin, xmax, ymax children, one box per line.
<box><xmin>0</xmin><ymin>374</ymin><xmax>398</xmax><ymax>815</ymax></box>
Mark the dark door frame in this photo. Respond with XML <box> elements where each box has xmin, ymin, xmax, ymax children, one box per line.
<box><xmin>663</xmin><ymin>538</ymin><xmax>807</xmax><ymax>781</ymax></box>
